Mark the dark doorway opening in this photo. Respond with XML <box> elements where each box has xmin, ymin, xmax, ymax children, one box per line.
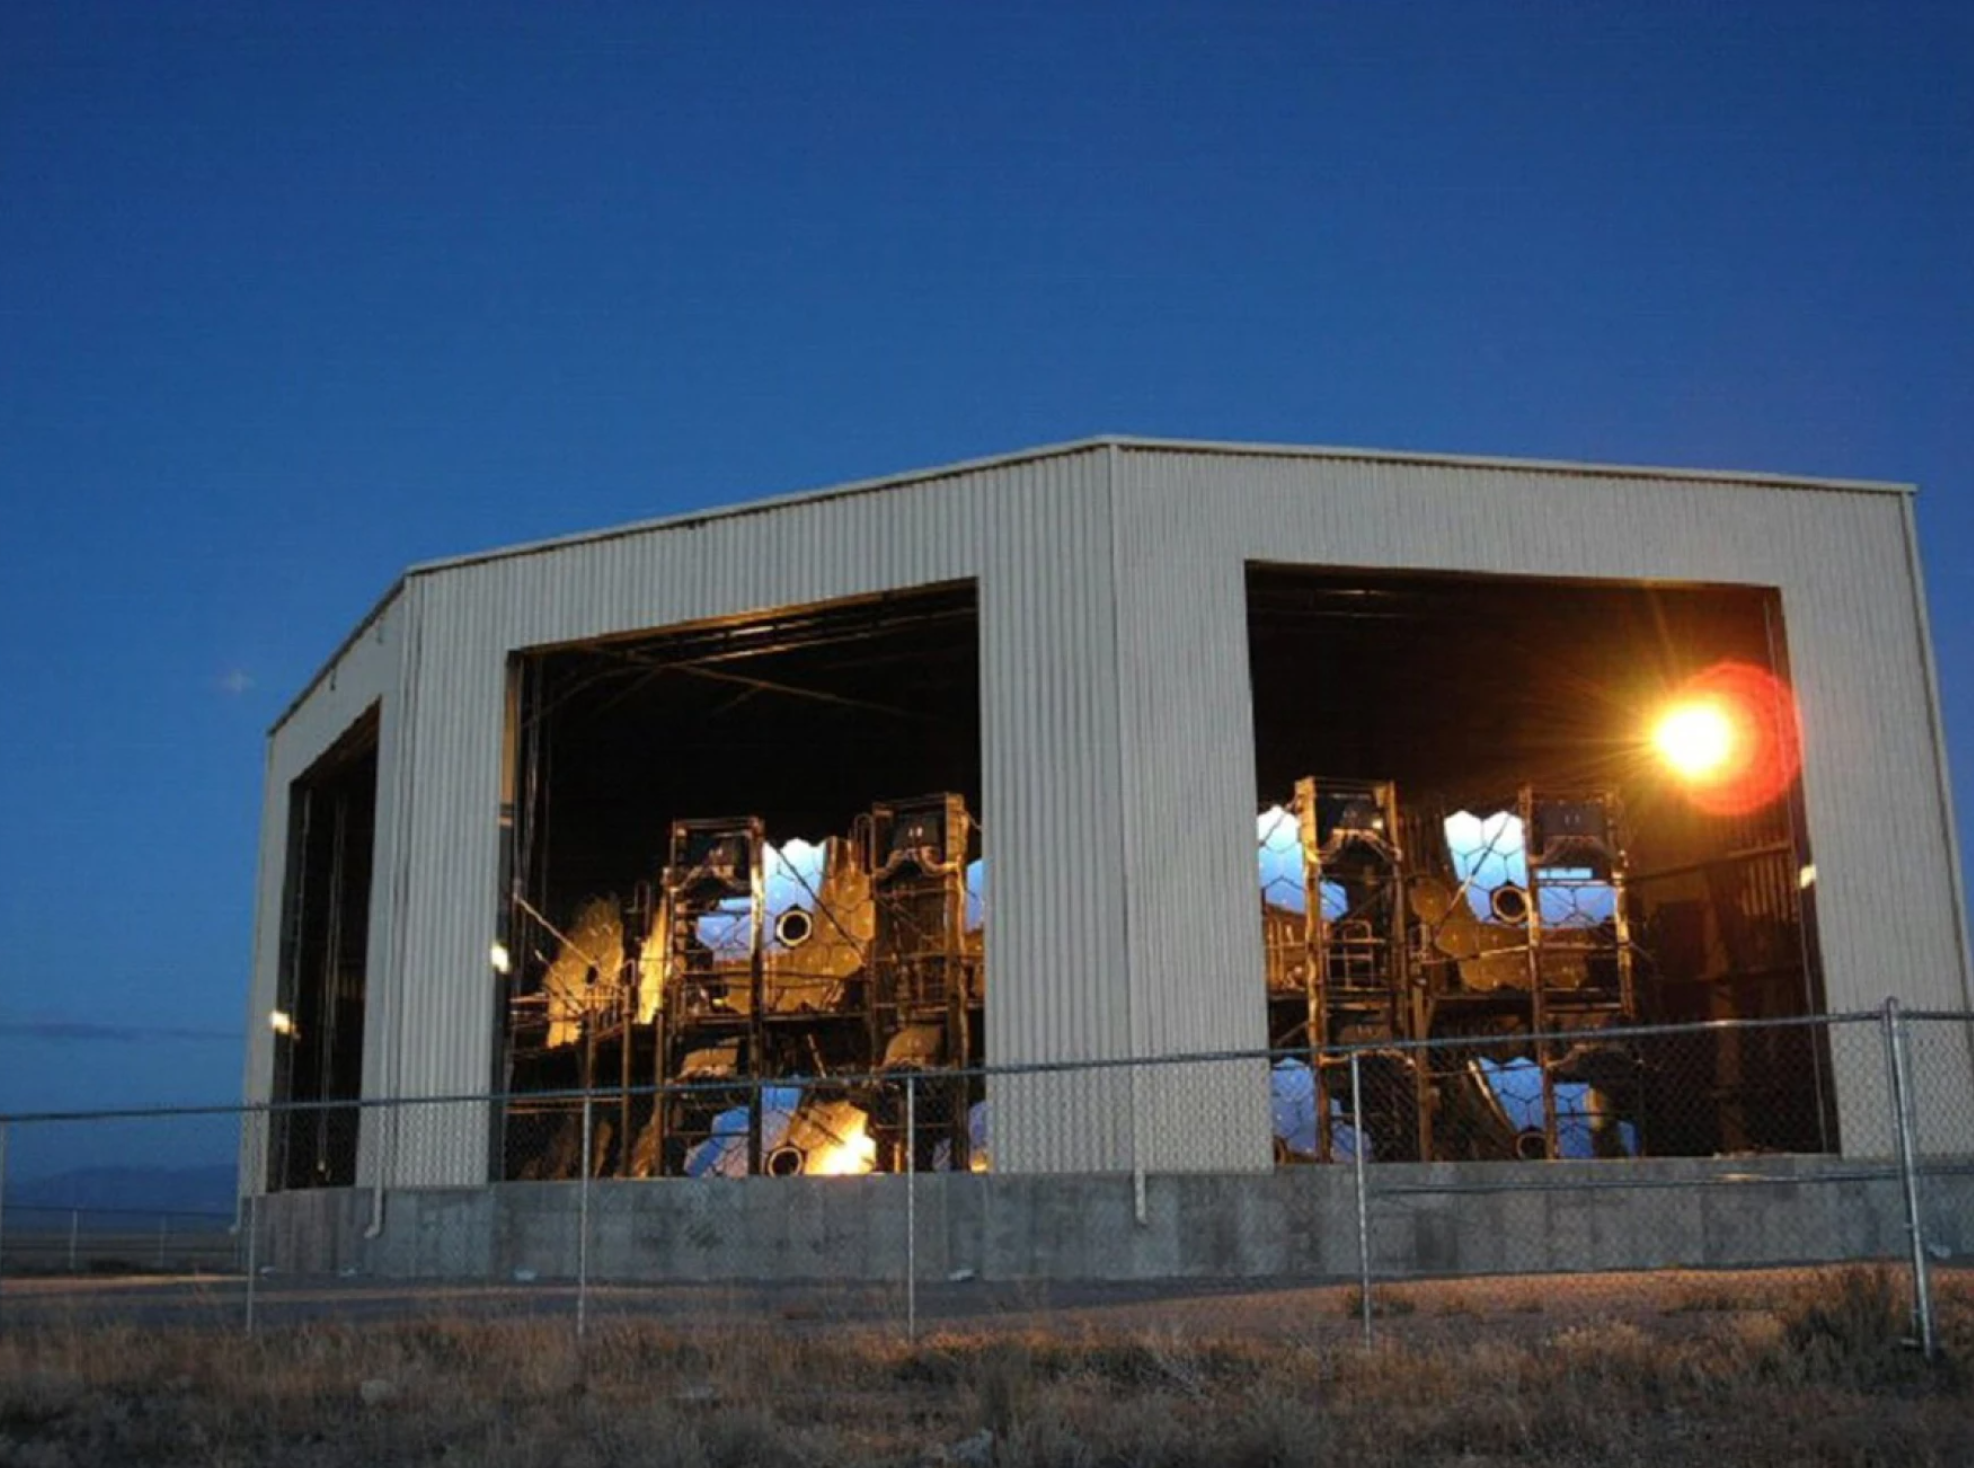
<box><xmin>269</xmin><ymin>706</ymin><xmax>378</xmax><ymax>1191</ymax></box>
<box><xmin>499</xmin><ymin>582</ymin><xmax>985</xmax><ymax>1181</ymax></box>
<box><xmin>1248</xmin><ymin>565</ymin><xmax>1834</xmax><ymax>1163</ymax></box>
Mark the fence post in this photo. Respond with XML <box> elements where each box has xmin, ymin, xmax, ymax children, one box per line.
<box><xmin>157</xmin><ymin>1214</ymin><xmax>169</xmax><ymax>1272</ymax></box>
<box><xmin>577</xmin><ymin>1091</ymin><xmax>593</xmax><ymax>1341</ymax></box>
<box><xmin>905</xmin><ymin>1074</ymin><xmax>917</xmax><ymax>1343</ymax></box>
<box><xmin>0</xmin><ymin>1118</ymin><xmax>9</xmax><ymax>1296</ymax></box>
<box><xmin>1881</xmin><ymin>999</ymin><xmax>1936</xmax><ymax>1359</ymax></box>
<box><xmin>1350</xmin><ymin>1049</ymin><xmax>1372</xmax><ymax>1347</ymax></box>
<box><xmin>68</xmin><ymin>1209</ymin><xmax>79</xmax><ymax>1273</ymax></box>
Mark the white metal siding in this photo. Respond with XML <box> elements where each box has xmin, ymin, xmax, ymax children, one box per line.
<box><xmin>1108</xmin><ymin>446</ymin><xmax>1277</xmax><ymax>1170</ymax></box>
<box><xmin>1111</xmin><ymin>448</ymin><xmax>1966</xmax><ymax>1015</ymax></box>
<box><xmin>254</xmin><ymin>439</ymin><xmax>1968</xmax><ymax>1179</ymax></box>
<box><xmin>375</xmin><ymin>448</ymin><xmax>1133</xmax><ymax>1174</ymax></box>
<box><xmin>1111</xmin><ymin>448</ymin><xmax>1967</xmax><ymax>1157</ymax></box>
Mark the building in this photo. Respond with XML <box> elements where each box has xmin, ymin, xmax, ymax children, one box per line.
<box><xmin>243</xmin><ymin>437</ymin><xmax>1970</xmax><ymax>1251</ymax></box>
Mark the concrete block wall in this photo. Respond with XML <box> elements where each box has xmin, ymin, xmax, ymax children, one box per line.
<box><xmin>252</xmin><ymin>1158</ymin><xmax>1974</xmax><ymax>1284</ymax></box>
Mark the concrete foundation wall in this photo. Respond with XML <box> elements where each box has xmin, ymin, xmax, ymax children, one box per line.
<box><xmin>254</xmin><ymin>1159</ymin><xmax>1973</xmax><ymax>1285</ymax></box>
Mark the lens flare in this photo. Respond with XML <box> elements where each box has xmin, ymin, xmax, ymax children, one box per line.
<box><xmin>1652</xmin><ymin>701</ymin><xmax>1737</xmax><ymax>779</ymax></box>
<box><xmin>1650</xmin><ymin>662</ymin><xmax>1802</xmax><ymax>816</ymax></box>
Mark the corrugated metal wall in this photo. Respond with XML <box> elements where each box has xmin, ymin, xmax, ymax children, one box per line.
<box><xmin>1111</xmin><ymin>445</ymin><xmax>1970</xmax><ymax>1157</ymax></box>
<box><xmin>1111</xmin><ymin>446</ymin><xmax>1966</xmax><ymax>1008</ymax></box>
<box><xmin>252</xmin><ymin>440</ymin><xmax>1971</xmax><ymax>1182</ymax></box>
<box><xmin>368</xmin><ymin>448</ymin><xmax>1135</xmax><ymax>1176</ymax></box>
<box><xmin>1107</xmin><ymin>444</ymin><xmax>1276</xmax><ymax>1171</ymax></box>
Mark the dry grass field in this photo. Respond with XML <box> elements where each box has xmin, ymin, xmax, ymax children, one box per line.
<box><xmin>0</xmin><ymin>1266</ymin><xmax>1968</xmax><ymax>1466</ymax></box>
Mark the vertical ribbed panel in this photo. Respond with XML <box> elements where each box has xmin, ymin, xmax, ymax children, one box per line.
<box><xmin>352</xmin><ymin>632</ymin><xmax>413</xmax><ymax>1189</ymax></box>
<box><xmin>391</xmin><ymin>571</ymin><xmax>503</xmax><ymax>1183</ymax></box>
<box><xmin>974</xmin><ymin>450</ymin><xmax>1132</xmax><ymax>1172</ymax></box>
<box><xmin>1109</xmin><ymin>446</ymin><xmax>1275</xmax><ymax>1171</ymax></box>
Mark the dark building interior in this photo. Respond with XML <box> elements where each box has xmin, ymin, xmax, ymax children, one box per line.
<box><xmin>269</xmin><ymin>706</ymin><xmax>378</xmax><ymax>1191</ymax></box>
<box><xmin>497</xmin><ymin>582</ymin><xmax>985</xmax><ymax>1181</ymax></box>
<box><xmin>1247</xmin><ymin>564</ymin><xmax>1834</xmax><ymax>1164</ymax></box>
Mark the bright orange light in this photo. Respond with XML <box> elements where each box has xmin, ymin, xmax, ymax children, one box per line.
<box><xmin>806</xmin><ymin>1114</ymin><xmax>878</xmax><ymax>1176</ymax></box>
<box><xmin>1652</xmin><ymin>701</ymin><xmax>1737</xmax><ymax>779</ymax></box>
<box><xmin>1651</xmin><ymin>662</ymin><xmax>1802</xmax><ymax>816</ymax></box>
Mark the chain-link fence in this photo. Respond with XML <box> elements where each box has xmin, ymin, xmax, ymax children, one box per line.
<box><xmin>1336</xmin><ymin>1008</ymin><xmax>1952</xmax><ymax>1347</ymax></box>
<box><xmin>2</xmin><ymin>1004</ymin><xmax>1968</xmax><ymax>1353</ymax></box>
<box><xmin>0</xmin><ymin>1206</ymin><xmax>238</xmax><ymax>1277</ymax></box>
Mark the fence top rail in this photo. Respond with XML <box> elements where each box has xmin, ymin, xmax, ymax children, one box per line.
<box><xmin>0</xmin><ymin>1203</ymin><xmax>238</xmax><ymax>1224</ymax></box>
<box><xmin>0</xmin><ymin>1006</ymin><xmax>1944</xmax><ymax>1128</ymax></box>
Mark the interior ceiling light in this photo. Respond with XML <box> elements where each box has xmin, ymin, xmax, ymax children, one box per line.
<box><xmin>1650</xmin><ymin>661</ymin><xmax>1802</xmax><ymax>816</ymax></box>
<box><xmin>1652</xmin><ymin>701</ymin><xmax>1737</xmax><ymax>780</ymax></box>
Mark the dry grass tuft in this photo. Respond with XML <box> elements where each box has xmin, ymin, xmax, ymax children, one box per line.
<box><xmin>1340</xmin><ymin>1285</ymin><xmax>1416</xmax><ymax>1319</ymax></box>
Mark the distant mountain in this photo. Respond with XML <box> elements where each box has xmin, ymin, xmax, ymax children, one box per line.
<box><xmin>6</xmin><ymin>1164</ymin><xmax>238</xmax><ymax>1222</ymax></box>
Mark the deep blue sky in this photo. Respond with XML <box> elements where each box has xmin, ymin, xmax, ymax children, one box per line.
<box><xmin>3</xmin><ymin>2</ymin><xmax>1969</xmax><ymax>1125</ymax></box>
